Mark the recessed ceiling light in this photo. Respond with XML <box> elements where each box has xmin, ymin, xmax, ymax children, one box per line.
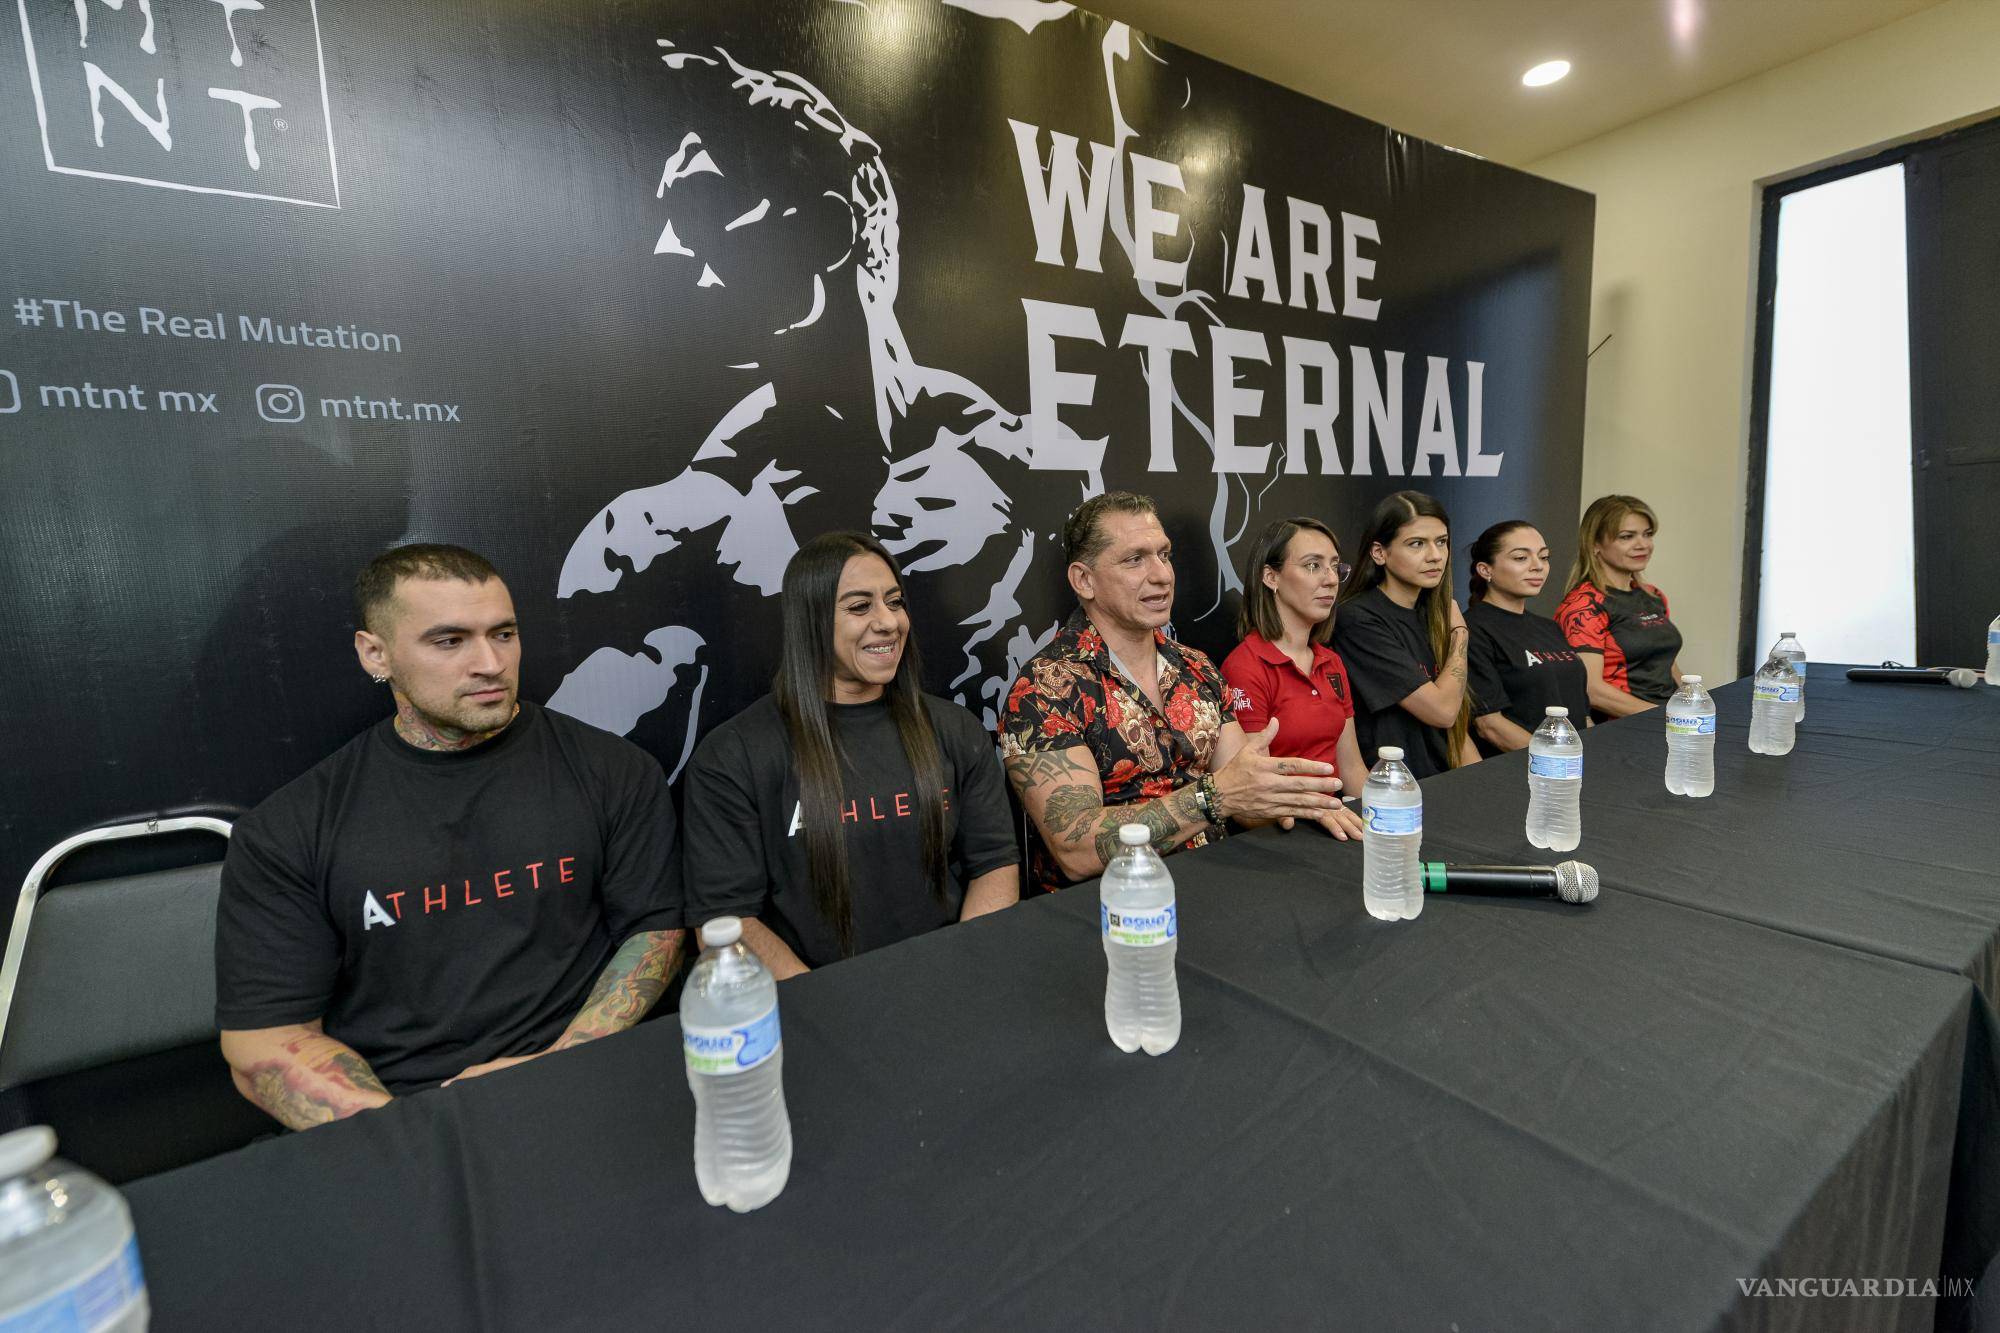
<box><xmin>1522</xmin><ymin>59</ymin><xmax>1571</xmax><ymax>88</ymax></box>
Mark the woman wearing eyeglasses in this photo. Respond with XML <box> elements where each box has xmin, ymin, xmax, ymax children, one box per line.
<box><xmin>1221</xmin><ymin>517</ymin><xmax>1369</xmax><ymax>822</ymax></box>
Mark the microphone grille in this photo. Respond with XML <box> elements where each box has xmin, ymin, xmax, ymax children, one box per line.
<box><xmin>1555</xmin><ymin>861</ymin><xmax>1599</xmax><ymax>904</ymax></box>
<box><xmin>1948</xmin><ymin>668</ymin><xmax>1980</xmax><ymax>689</ymax></box>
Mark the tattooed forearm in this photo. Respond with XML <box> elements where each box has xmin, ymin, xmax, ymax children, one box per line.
<box><xmin>552</xmin><ymin>929</ymin><xmax>683</xmax><ymax>1050</ymax></box>
<box><xmin>1090</xmin><ymin>785</ymin><xmax>1206</xmax><ymax>865</ymax></box>
<box><xmin>227</xmin><ymin>1030</ymin><xmax>391</xmax><ymax>1132</ymax></box>
<box><xmin>1043</xmin><ymin>781</ymin><xmax>1105</xmax><ymax>845</ymax></box>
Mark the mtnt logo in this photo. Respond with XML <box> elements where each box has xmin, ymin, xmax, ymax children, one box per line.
<box><xmin>17</xmin><ymin>0</ymin><xmax>339</xmax><ymax>207</ymax></box>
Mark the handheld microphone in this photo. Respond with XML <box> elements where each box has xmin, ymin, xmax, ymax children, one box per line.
<box><xmin>1420</xmin><ymin>861</ymin><xmax>1598</xmax><ymax>904</ymax></box>
<box><xmin>1845</xmin><ymin>666</ymin><xmax>1981</xmax><ymax>688</ymax></box>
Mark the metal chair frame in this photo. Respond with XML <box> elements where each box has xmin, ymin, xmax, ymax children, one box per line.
<box><xmin>0</xmin><ymin>816</ymin><xmax>234</xmax><ymax>1068</ymax></box>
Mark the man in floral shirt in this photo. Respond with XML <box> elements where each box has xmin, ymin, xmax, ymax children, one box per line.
<box><xmin>1000</xmin><ymin>493</ymin><xmax>1363</xmax><ymax>894</ymax></box>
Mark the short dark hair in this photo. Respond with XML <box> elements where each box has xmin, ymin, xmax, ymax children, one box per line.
<box><xmin>1063</xmin><ymin>491</ymin><xmax>1159</xmax><ymax>566</ymax></box>
<box><xmin>1237</xmin><ymin>517</ymin><xmax>1340</xmax><ymax>645</ymax></box>
<box><xmin>354</xmin><ymin>543</ymin><xmax>502</xmax><ymax>632</ymax></box>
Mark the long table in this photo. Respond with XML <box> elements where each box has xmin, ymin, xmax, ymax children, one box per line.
<box><xmin>124</xmin><ymin>677</ymin><xmax>1997</xmax><ymax>1331</ymax></box>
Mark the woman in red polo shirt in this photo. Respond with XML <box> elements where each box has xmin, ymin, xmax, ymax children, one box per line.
<box><xmin>1222</xmin><ymin>517</ymin><xmax>1370</xmax><ymax>817</ymax></box>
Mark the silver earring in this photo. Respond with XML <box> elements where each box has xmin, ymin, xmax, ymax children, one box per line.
<box><xmin>371</xmin><ymin>674</ymin><xmax>390</xmax><ymax>684</ymax></box>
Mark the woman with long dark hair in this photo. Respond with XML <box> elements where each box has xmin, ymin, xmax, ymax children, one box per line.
<box><xmin>1464</xmin><ymin>520</ymin><xmax>1591</xmax><ymax>754</ymax></box>
<box><xmin>1221</xmin><ymin>517</ymin><xmax>1369</xmax><ymax>822</ymax></box>
<box><xmin>681</xmin><ymin>532</ymin><xmax>1020</xmax><ymax>976</ymax></box>
<box><xmin>1332</xmin><ymin>491</ymin><xmax>1477</xmax><ymax>777</ymax></box>
<box><xmin>1555</xmin><ymin>495</ymin><xmax>1682</xmax><ymax>716</ymax></box>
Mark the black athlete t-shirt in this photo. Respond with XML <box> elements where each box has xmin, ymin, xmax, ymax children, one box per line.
<box><xmin>681</xmin><ymin>693</ymin><xmax>1020</xmax><ymax>968</ymax></box>
<box><xmin>1331</xmin><ymin>587</ymin><xmax>1453</xmax><ymax>778</ymax></box>
<box><xmin>1465</xmin><ymin>600</ymin><xmax>1592</xmax><ymax>752</ymax></box>
<box><xmin>214</xmin><ymin>702</ymin><xmax>685</xmax><ymax>1093</ymax></box>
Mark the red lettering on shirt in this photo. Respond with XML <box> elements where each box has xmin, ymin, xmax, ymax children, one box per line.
<box><xmin>559</xmin><ymin>856</ymin><xmax>575</xmax><ymax>884</ymax></box>
<box><xmin>423</xmin><ymin>883</ymin><xmax>447</xmax><ymax>914</ymax></box>
<box><xmin>492</xmin><ymin>869</ymin><xmax>513</xmax><ymax>898</ymax></box>
<box><xmin>384</xmin><ymin>890</ymin><xmax>405</xmax><ymax>920</ymax></box>
<box><xmin>463</xmin><ymin>877</ymin><xmax>482</xmax><ymax>907</ymax></box>
<box><xmin>870</xmin><ymin>796</ymin><xmax>887</xmax><ymax>821</ymax></box>
<box><xmin>840</xmin><ymin>800</ymin><xmax>858</xmax><ymax>823</ymax></box>
<box><xmin>526</xmin><ymin>861</ymin><xmax>544</xmax><ymax>889</ymax></box>
<box><xmin>895</xmin><ymin>791</ymin><xmax>911</xmax><ymax>817</ymax></box>
<box><xmin>941</xmin><ymin>787</ymin><xmax>952</xmax><ymax>812</ymax></box>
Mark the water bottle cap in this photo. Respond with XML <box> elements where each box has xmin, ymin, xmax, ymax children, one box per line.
<box><xmin>1683</xmin><ymin>675</ymin><xmax>1702</xmax><ymax>684</ymax></box>
<box><xmin>1781</xmin><ymin>631</ymin><xmax>1795</xmax><ymax>638</ymax></box>
<box><xmin>0</xmin><ymin>1126</ymin><xmax>55</xmax><ymax>1180</ymax></box>
<box><xmin>1545</xmin><ymin>706</ymin><xmax>1569</xmax><ymax>718</ymax></box>
<box><xmin>1378</xmin><ymin>746</ymin><xmax>1405</xmax><ymax>761</ymax></box>
<box><xmin>698</xmin><ymin>916</ymin><xmax>743</xmax><ymax>948</ymax></box>
<box><xmin>1117</xmin><ymin>823</ymin><xmax>1150</xmax><ymax>847</ymax></box>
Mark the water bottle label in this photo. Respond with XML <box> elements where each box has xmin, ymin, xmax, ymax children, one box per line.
<box><xmin>0</xmin><ymin>1234</ymin><xmax>145</xmax><ymax>1333</ymax></box>
<box><xmin>1666</xmin><ymin>712</ymin><xmax>1716</xmax><ymax>736</ymax></box>
<box><xmin>1990</xmin><ymin>628</ymin><xmax>1999</xmax><ymax>646</ymax></box>
<box><xmin>682</xmin><ymin>1006</ymin><xmax>781</xmax><ymax>1076</ymax></box>
<box><xmin>1528</xmin><ymin>754</ymin><xmax>1582</xmax><ymax>779</ymax></box>
<box><xmin>1363</xmin><ymin>801</ymin><xmax>1422</xmax><ymax>835</ymax></box>
<box><xmin>1101</xmin><ymin>900</ymin><xmax>1177</xmax><ymax>947</ymax></box>
<box><xmin>1754</xmin><ymin>682</ymin><xmax>1801</xmax><ymax>703</ymax></box>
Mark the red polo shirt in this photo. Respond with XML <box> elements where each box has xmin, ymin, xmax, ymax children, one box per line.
<box><xmin>1219</xmin><ymin>633</ymin><xmax>1356</xmax><ymax>767</ymax></box>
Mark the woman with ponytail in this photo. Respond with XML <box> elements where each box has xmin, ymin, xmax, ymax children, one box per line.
<box><xmin>1464</xmin><ymin>520</ymin><xmax>1590</xmax><ymax>755</ymax></box>
<box><xmin>1332</xmin><ymin>491</ymin><xmax>1479</xmax><ymax>777</ymax></box>
<box><xmin>682</xmin><ymin>531</ymin><xmax>1019</xmax><ymax>976</ymax></box>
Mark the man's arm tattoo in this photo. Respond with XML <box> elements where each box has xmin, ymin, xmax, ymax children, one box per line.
<box><xmin>553</xmin><ymin>929</ymin><xmax>682</xmax><ymax>1050</ymax></box>
<box><xmin>1004</xmin><ymin>748</ymin><xmax>1097</xmax><ymax>791</ymax></box>
<box><xmin>1091</xmin><ymin>785</ymin><xmax>1204</xmax><ymax>864</ymax></box>
<box><xmin>239</xmin><ymin>1037</ymin><xmax>390</xmax><ymax>1132</ymax></box>
<box><xmin>1043</xmin><ymin>781</ymin><xmax>1105</xmax><ymax>845</ymax></box>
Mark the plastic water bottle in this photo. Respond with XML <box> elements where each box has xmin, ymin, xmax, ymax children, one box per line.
<box><xmin>1526</xmin><ymin>706</ymin><xmax>1583</xmax><ymax>852</ymax></box>
<box><xmin>1101</xmin><ymin>824</ymin><xmax>1181</xmax><ymax>1056</ymax></box>
<box><xmin>1362</xmin><ymin>746</ymin><xmax>1423</xmax><ymax>921</ymax></box>
<box><xmin>681</xmin><ymin>916</ymin><xmax>792</xmax><ymax>1213</ymax></box>
<box><xmin>1750</xmin><ymin>657</ymin><xmax>1801</xmax><ymax>756</ymax></box>
<box><xmin>0</xmin><ymin>1126</ymin><xmax>148</xmax><ymax>1331</ymax></box>
<box><xmin>1771</xmin><ymin>631</ymin><xmax>1807</xmax><ymax>720</ymax></box>
<box><xmin>1664</xmin><ymin>675</ymin><xmax>1717</xmax><ymax>797</ymax></box>
<box><xmin>1987</xmin><ymin>614</ymin><xmax>1999</xmax><ymax>686</ymax></box>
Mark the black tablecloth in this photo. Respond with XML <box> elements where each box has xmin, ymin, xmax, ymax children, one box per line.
<box><xmin>127</xmin><ymin>817</ymin><xmax>1980</xmax><ymax>1331</ymax></box>
<box><xmin>1420</xmin><ymin>669</ymin><xmax>2000</xmax><ymax>997</ymax></box>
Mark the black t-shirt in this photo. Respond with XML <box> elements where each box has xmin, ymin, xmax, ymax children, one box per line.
<box><xmin>1465</xmin><ymin>600</ymin><xmax>1592</xmax><ymax>752</ymax></box>
<box><xmin>215</xmin><ymin>703</ymin><xmax>685</xmax><ymax>1093</ymax></box>
<box><xmin>1331</xmin><ymin>587</ymin><xmax>1453</xmax><ymax>778</ymax></box>
<box><xmin>681</xmin><ymin>693</ymin><xmax>1020</xmax><ymax>968</ymax></box>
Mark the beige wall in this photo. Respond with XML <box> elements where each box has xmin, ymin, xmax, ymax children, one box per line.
<box><xmin>1526</xmin><ymin>0</ymin><xmax>2000</xmax><ymax>677</ymax></box>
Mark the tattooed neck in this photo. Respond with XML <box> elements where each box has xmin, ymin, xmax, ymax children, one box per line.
<box><xmin>391</xmin><ymin>692</ymin><xmax>518</xmax><ymax>752</ymax></box>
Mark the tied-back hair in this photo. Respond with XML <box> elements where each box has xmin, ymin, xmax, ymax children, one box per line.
<box><xmin>1467</xmin><ymin>520</ymin><xmax>1537</xmax><ymax>604</ymax></box>
<box><xmin>1338</xmin><ymin>491</ymin><xmax>1473</xmax><ymax>766</ymax></box>
<box><xmin>775</xmin><ymin>532</ymin><xmax>949</xmax><ymax>958</ymax></box>
<box><xmin>1237</xmin><ymin>516</ymin><xmax>1340</xmax><ymax>645</ymax></box>
<box><xmin>1566</xmin><ymin>494</ymin><xmax>1659</xmax><ymax>598</ymax></box>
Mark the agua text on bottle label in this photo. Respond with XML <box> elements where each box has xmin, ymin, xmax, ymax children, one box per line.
<box><xmin>1666</xmin><ymin>712</ymin><xmax>1717</xmax><ymax>736</ymax></box>
<box><xmin>1363</xmin><ymin>802</ymin><xmax>1423</xmax><ymax>835</ymax></box>
<box><xmin>1528</xmin><ymin>754</ymin><xmax>1582</xmax><ymax>779</ymax></box>
<box><xmin>683</xmin><ymin>1007</ymin><xmax>781</xmax><ymax>1076</ymax></box>
<box><xmin>1753</xmin><ymin>683</ymin><xmax>1801</xmax><ymax>703</ymax></box>
<box><xmin>1102</xmin><ymin>901</ymin><xmax>1177</xmax><ymax>947</ymax></box>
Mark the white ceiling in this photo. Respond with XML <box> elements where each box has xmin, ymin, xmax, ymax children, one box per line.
<box><xmin>1083</xmin><ymin>0</ymin><xmax>1949</xmax><ymax>164</ymax></box>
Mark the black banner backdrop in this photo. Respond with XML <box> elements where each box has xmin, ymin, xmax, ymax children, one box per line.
<box><xmin>0</xmin><ymin>0</ymin><xmax>1592</xmax><ymax>927</ymax></box>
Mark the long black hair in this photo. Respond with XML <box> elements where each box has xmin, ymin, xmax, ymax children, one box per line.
<box><xmin>1338</xmin><ymin>491</ymin><xmax>1472</xmax><ymax>765</ymax></box>
<box><xmin>774</xmin><ymin>532</ymin><xmax>949</xmax><ymax>957</ymax></box>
